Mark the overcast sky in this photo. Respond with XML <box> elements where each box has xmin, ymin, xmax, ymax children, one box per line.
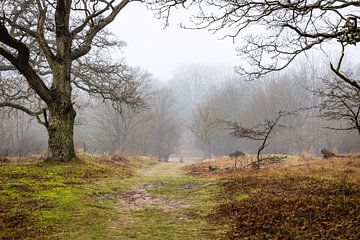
<box><xmin>109</xmin><ymin>3</ymin><xmax>360</xmax><ymax>81</ymax></box>
<box><xmin>110</xmin><ymin>3</ymin><xmax>239</xmax><ymax>81</ymax></box>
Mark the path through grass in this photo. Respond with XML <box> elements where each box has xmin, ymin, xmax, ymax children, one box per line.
<box><xmin>0</xmin><ymin>158</ymin><xmax>222</xmax><ymax>239</ymax></box>
<box><xmin>113</xmin><ymin>162</ymin><xmax>222</xmax><ymax>240</ymax></box>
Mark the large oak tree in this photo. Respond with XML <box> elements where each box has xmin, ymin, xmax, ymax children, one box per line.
<box><xmin>0</xmin><ymin>0</ymin><xmax>146</xmax><ymax>161</ymax></box>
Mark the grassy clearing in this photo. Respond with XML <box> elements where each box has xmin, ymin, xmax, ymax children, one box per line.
<box><xmin>0</xmin><ymin>154</ymin><xmax>154</xmax><ymax>239</ymax></box>
<box><xmin>187</xmin><ymin>156</ymin><xmax>360</xmax><ymax>239</ymax></box>
<box><xmin>0</xmin><ymin>155</ymin><xmax>223</xmax><ymax>239</ymax></box>
<box><xmin>5</xmin><ymin>152</ymin><xmax>356</xmax><ymax>239</ymax></box>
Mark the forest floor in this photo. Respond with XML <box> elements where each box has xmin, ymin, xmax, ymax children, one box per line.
<box><xmin>1</xmin><ymin>154</ymin><xmax>360</xmax><ymax>239</ymax></box>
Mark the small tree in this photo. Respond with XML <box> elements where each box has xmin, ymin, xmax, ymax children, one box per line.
<box><xmin>225</xmin><ymin>111</ymin><xmax>288</xmax><ymax>169</ymax></box>
<box><xmin>148</xmin><ymin>88</ymin><xmax>181</xmax><ymax>162</ymax></box>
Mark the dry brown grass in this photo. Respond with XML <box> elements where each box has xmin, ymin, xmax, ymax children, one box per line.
<box><xmin>299</xmin><ymin>151</ymin><xmax>315</xmax><ymax>161</ymax></box>
<box><xmin>111</xmin><ymin>149</ymin><xmax>128</xmax><ymax>162</ymax></box>
<box><xmin>187</xmin><ymin>156</ymin><xmax>360</xmax><ymax>239</ymax></box>
<box><xmin>188</xmin><ymin>156</ymin><xmax>256</xmax><ymax>175</ymax></box>
<box><xmin>0</xmin><ymin>155</ymin><xmax>43</xmax><ymax>165</ymax></box>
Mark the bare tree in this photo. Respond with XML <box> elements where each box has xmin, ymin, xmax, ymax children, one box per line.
<box><xmin>148</xmin><ymin>87</ymin><xmax>181</xmax><ymax>162</ymax></box>
<box><xmin>226</xmin><ymin>111</ymin><xmax>289</xmax><ymax>169</ymax></box>
<box><xmin>151</xmin><ymin>1</ymin><xmax>360</xmax><ymax>114</ymax></box>
<box><xmin>150</xmin><ymin>1</ymin><xmax>360</xmax><ymax>151</ymax></box>
<box><xmin>0</xmin><ymin>0</ymin><xmax>146</xmax><ymax>161</ymax></box>
<box><xmin>0</xmin><ymin>109</ymin><xmax>46</xmax><ymax>157</ymax></box>
<box><xmin>190</xmin><ymin>99</ymin><xmax>222</xmax><ymax>159</ymax></box>
<box><xmin>167</xmin><ymin>1</ymin><xmax>360</xmax><ymax>81</ymax></box>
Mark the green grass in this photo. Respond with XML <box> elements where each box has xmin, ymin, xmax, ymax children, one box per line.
<box><xmin>113</xmin><ymin>162</ymin><xmax>223</xmax><ymax>239</ymax></box>
<box><xmin>0</xmin><ymin>157</ymin><xmax>223</xmax><ymax>239</ymax></box>
<box><xmin>117</xmin><ymin>208</ymin><xmax>212</xmax><ymax>240</ymax></box>
<box><xmin>0</xmin><ymin>156</ymin><xmax>133</xmax><ymax>239</ymax></box>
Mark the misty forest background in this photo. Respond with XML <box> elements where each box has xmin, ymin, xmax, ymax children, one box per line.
<box><xmin>1</xmin><ymin>57</ymin><xmax>359</xmax><ymax>161</ymax></box>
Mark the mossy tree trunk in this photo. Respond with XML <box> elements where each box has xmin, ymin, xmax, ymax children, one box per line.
<box><xmin>46</xmin><ymin>52</ymin><xmax>76</xmax><ymax>161</ymax></box>
<box><xmin>45</xmin><ymin>1</ymin><xmax>76</xmax><ymax>162</ymax></box>
<box><xmin>47</xmin><ymin>97</ymin><xmax>76</xmax><ymax>162</ymax></box>
<box><xmin>45</xmin><ymin>0</ymin><xmax>76</xmax><ymax>161</ymax></box>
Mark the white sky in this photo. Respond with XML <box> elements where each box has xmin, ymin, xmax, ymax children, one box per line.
<box><xmin>110</xmin><ymin>3</ymin><xmax>239</xmax><ymax>81</ymax></box>
<box><xmin>109</xmin><ymin>3</ymin><xmax>360</xmax><ymax>81</ymax></box>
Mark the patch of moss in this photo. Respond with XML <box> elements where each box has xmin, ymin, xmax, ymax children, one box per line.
<box><xmin>0</xmin><ymin>156</ymin><xmax>134</xmax><ymax>239</ymax></box>
<box><xmin>235</xmin><ymin>193</ymin><xmax>250</xmax><ymax>201</ymax></box>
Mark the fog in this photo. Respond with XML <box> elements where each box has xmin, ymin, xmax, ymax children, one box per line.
<box><xmin>1</xmin><ymin>58</ymin><xmax>359</xmax><ymax>160</ymax></box>
<box><xmin>1</xmin><ymin>1</ymin><xmax>360</xmax><ymax>161</ymax></box>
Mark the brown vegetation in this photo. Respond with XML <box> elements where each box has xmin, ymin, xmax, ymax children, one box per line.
<box><xmin>187</xmin><ymin>156</ymin><xmax>360</xmax><ymax>239</ymax></box>
<box><xmin>299</xmin><ymin>151</ymin><xmax>314</xmax><ymax>161</ymax></box>
<box><xmin>0</xmin><ymin>157</ymin><xmax>9</xmax><ymax>163</ymax></box>
<box><xmin>111</xmin><ymin>150</ymin><xmax>128</xmax><ymax>162</ymax></box>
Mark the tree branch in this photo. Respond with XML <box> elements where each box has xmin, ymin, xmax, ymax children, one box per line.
<box><xmin>0</xmin><ymin>101</ymin><xmax>47</xmax><ymax>127</ymax></box>
<box><xmin>71</xmin><ymin>0</ymin><xmax>129</xmax><ymax>60</ymax></box>
<box><xmin>0</xmin><ymin>21</ymin><xmax>52</xmax><ymax>103</ymax></box>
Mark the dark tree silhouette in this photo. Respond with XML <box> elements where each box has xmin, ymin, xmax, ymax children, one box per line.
<box><xmin>0</xmin><ymin>0</ymin><xmax>145</xmax><ymax>161</ymax></box>
<box><xmin>175</xmin><ymin>1</ymin><xmax>360</xmax><ymax>82</ymax></box>
<box><xmin>152</xmin><ymin>0</ymin><xmax>360</xmax><ymax>96</ymax></box>
<box><xmin>225</xmin><ymin>111</ymin><xmax>288</xmax><ymax>169</ymax></box>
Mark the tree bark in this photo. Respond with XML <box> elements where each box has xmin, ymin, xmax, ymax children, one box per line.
<box><xmin>46</xmin><ymin>58</ymin><xmax>76</xmax><ymax>161</ymax></box>
<box><xmin>47</xmin><ymin>98</ymin><xmax>76</xmax><ymax>162</ymax></box>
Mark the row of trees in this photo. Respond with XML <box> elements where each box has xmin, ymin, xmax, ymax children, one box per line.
<box><xmin>1</xmin><ymin>0</ymin><xmax>359</xmax><ymax>161</ymax></box>
<box><xmin>1</xmin><ymin>61</ymin><xmax>359</xmax><ymax>159</ymax></box>
<box><xmin>187</xmin><ymin>61</ymin><xmax>360</xmax><ymax>158</ymax></box>
<box><xmin>0</xmin><ymin>79</ymin><xmax>182</xmax><ymax>161</ymax></box>
<box><xmin>0</xmin><ymin>110</ymin><xmax>46</xmax><ymax>157</ymax></box>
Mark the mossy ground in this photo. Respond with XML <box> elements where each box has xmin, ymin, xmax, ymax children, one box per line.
<box><xmin>0</xmin><ymin>155</ymin><xmax>130</xmax><ymax>239</ymax></box>
<box><xmin>112</xmin><ymin>162</ymin><xmax>223</xmax><ymax>239</ymax></box>
<box><xmin>0</xmin><ymin>155</ymin><xmax>221</xmax><ymax>239</ymax></box>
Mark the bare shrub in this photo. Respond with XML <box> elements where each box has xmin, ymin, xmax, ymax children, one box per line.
<box><xmin>111</xmin><ymin>150</ymin><xmax>128</xmax><ymax>162</ymax></box>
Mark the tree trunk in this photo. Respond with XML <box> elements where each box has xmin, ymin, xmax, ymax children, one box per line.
<box><xmin>47</xmin><ymin>101</ymin><xmax>76</xmax><ymax>161</ymax></box>
<box><xmin>46</xmin><ymin>59</ymin><xmax>76</xmax><ymax>162</ymax></box>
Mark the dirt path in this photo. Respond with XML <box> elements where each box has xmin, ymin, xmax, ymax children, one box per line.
<box><xmin>113</xmin><ymin>162</ymin><xmax>220</xmax><ymax>240</ymax></box>
<box><xmin>119</xmin><ymin>183</ymin><xmax>186</xmax><ymax>211</ymax></box>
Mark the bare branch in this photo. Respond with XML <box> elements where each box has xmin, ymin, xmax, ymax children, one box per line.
<box><xmin>0</xmin><ymin>21</ymin><xmax>52</xmax><ymax>103</ymax></box>
<box><xmin>0</xmin><ymin>101</ymin><xmax>47</xmax><ymax>127</ymax></box>
<box><xmin>71</xmin><ymin>0</ymin><xmax>129</xmax><ymax>60</ymax></box>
